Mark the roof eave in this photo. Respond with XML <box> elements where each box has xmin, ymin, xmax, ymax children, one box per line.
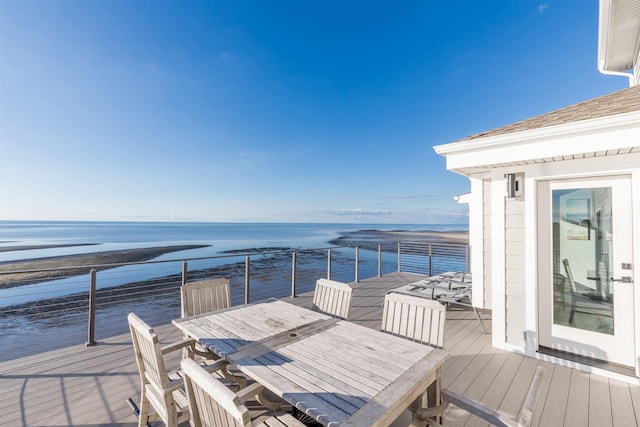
<box><xmin>433</xmin><ymin>111</ymin><xmax>640</xmax><ymax>176</ymax></box>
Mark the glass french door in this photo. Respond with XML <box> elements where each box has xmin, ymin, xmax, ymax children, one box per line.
<box><xmin>538</xmin><ymin>176</ymin><xmax>635</xmax><ymax>367</ymax></box>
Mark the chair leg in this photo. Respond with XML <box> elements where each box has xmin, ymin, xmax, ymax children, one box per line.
<box><xmin>127</xmin><ymin>396</ymin><xmax>153</xmax><ymax>427</ymax></box>
<box><xmin>569</xmin><ymin>294</ymin><xmax>577</xmax><ymax>324</ymax></box>
<box><xmin>166</xmin><ymin>402</ymin><xmax>178</xmax><ymax>427</ymax></box>
<box><xmin>412</xmin><ymin>368</ymin><xmax>446</xmax><ymax>426</ymax></box>
<box><xmin>135</xmin><ymin>390</ymin><xmax>151</xmax><ymax>427</ymax></box>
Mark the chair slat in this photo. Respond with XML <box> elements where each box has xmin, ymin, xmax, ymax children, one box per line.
<box><xmin>181</xmin><ymin>278</ymin><xmax>231</xmax><ymax>318</ymax></box>
<box><xmin>381</xmin><ymin>292</ymin><xmax>446</xmax><ymax>348</ymax></box>
<box><xmin>312</xmin><ymin>279</ymin><xmax>353</xmax><ymax>320</ymax></box>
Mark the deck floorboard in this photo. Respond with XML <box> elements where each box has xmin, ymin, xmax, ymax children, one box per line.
<box><xmin>1</xmin><ymin>271</ymin><xmax>639</xmax><ymax>426</ymax></box>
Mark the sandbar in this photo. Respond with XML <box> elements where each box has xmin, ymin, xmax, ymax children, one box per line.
<box><xmin>0</xmin><ymin>245</ymin><xmax>208</xmax><ymax>289</ymax></box>
<box><xmin>380</xmin><ymin>230</ymin><xmax>468</xmax><ymax>244</ymax></box>
<box><xmin>0</xmin><ymin>243</ymin><xmax>99</xmax><ymax>252</ymax></box>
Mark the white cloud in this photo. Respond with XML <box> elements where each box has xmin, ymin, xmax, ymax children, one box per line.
<box><xmin>538</xmin><ymin>3</ymin><xmax>550</xmax><ymax>13</ymax></box>
<box><xmin>311</xmin><ymin>208</ymin><xmax>392</xmax><ymax>217</ymax></box>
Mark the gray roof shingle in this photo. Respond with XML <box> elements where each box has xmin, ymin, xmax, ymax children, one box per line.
<box><xmin>457</xmin><ymin>85</ymin><xmax>640</xmax><ymax>142</ymax></box>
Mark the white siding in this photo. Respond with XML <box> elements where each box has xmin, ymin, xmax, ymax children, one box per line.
<box><xmin>505</xmin><ymin>198</ymin><xmax>526</xmax><ymax>347</ymax></box>
<box><xmin>483</xmin><ymin>179</ymin><xmax>492</xmax><ymax>308</ymax></box>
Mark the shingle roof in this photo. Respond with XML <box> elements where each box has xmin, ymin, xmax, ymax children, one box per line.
<box><xmin>458</xmin><ymin>85</ymin><xmax>640</xmax><ymax>142</ymax></box>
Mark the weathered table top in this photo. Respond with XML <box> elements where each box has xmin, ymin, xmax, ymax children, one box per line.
<box><xmin>173</xmin><ymin>299</ymin><xmax>449</xmax><ymax>427</ymax></box>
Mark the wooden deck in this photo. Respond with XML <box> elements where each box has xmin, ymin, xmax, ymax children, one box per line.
<box><xmin>2</xmin><ymin>272</ymin><xmax>640</xmax><ymax>426</ymax></box>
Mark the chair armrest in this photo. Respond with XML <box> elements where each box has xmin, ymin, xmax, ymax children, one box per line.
<box><xmin>161</xmin><ymin>338</ymin><xmax>196</xmax><ymax>355</ymax></box>
<box><xmin>165</xmin><ymin>377</ymin><xmax>185</xmax><ymax>393</ymax></box>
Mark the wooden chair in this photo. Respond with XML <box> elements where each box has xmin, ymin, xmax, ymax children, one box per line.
<box><xmin>381</xmin><ymin>292</ymin><xmax>446</xmax><ymax>348</ymax></box>
<box><xmin>180</xmin><ymin>277</ymin><xmax>248</xmax><ymax>387</ymax></box>
<box><xmin>381</xmin><ymin>292</ymin><xmax>447</xmax><ymax>425</ymax></box>
<box><xmin>180</xmin><ymin>278</ymin><xmax>232</xmax><ymax>359</ymax></box>
<box><xmin>181</xmin><ymin>277</ymin><xmax>231</xmax><ymax>318</ymax></box>
<box><xmin>562</xmin><ymin>259</ymin><xmax>612</xmax><ymax>325</ymax></box>
<box><xmin>181</xmin><ymin>358</ymin><xmax>305</xmax><ymax>427</ymax></box>
<box><xmin>312</xmin><ymin>278</ymin><xmax>353</xmax><ymax>320</ymax></box>
<box><xmin>418</xmin><ymin>366</ymin><xmax>546</xmax><ymax>427</ymax></box>
<box><xmin>127</xmin><ymin>312</ymin><xmax>196</xmax><ymax>427</ymax></box>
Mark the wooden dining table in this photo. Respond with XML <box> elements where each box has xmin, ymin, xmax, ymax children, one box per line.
<box><xmin>172</xmin><ymin>299</ymin><xmax>449</xmax><ymax>427</ymax></box>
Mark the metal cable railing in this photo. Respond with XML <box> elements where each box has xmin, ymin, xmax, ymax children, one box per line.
<box><xmin>0</xmin><ymin>240</ymin><xmax>469</xmax><ymax>362</ymax></box>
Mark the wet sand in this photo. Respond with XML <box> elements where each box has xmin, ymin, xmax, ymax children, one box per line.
<box><xmin>329</xmin><ymin>228</ymin><xmax>468</xmax><ymax>247</ymax></box>
<box><xmin>0</xmin><ymin>228</ymin><xmax>468</xmax><ymax>289</ymax></box>
<box><xmin>0</xmin><ymin>245</ymin><xmax>208</xmax><ymax>289</ymax></box>
<box><xmin>380</xmin><ymin>230</ymin><xmax>468</xmax><ymax>244</ymax></box>
<box><xmin>0</xmin><ymin>243</ymin><xmax>99</xmax><ymax>252</ymax></box>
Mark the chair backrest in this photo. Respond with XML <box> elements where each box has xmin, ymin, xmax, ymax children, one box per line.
<box><xmin>313</xmin><ymin>278</ymin><xmax>353</xmax><ymax>320</ymax></box>
<box><xmin>181</xmin><ymin>277</ymin><xmax>231</xmax><ymax>318</ymax></box>
<box><xmin>128</xmin><ymin>313</ymin><xmax>171</xmax><ymax>407</ymax></box>
<box><xmin>381</xmin><ymin>292</ymin><xmax>447</xmax><ymax>348</ymax></box>
<box><xmin>562</xmin><ymin>259</ymin><xmax>577</xmax><ymax>293</ymax></box>
<box><xmin>181</xmin><ymin>358</ymin><xmax>252</xmax><ymax>427</ymax></box>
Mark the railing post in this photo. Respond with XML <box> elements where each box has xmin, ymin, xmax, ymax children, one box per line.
<box><xmin>86</xmin><ymin>268</ymin><xmax>97</xmax><ymax>346</ymax></box>
<box><xmin>181</xmin><ymin>261</ymin><xmax>188</xmax><ymax>285</ymax></box>
<box><xmin>355</xmin><ymin>246</ymin><xmax>359</xmax><ymax>283</ymax></box>
<box><xmin>466</xmin><ymin>245</ymin><xmax>470</xmax><ymax>273</ymax></box>
<box><xmin>245</xmin><ymin>256</ymin><xmax>250</xmax><ymax>305</ymax></box>
<box><xmin>327</xmin><ymin>249</ymin><xmax>332</xmax><ymax>280</ymax></box>
<box><xmin>397</xmin><ymin>242</ymin><xmax>401</xmax><ymax>273</ymax></box>
<box><xmin>291</xmin><ymin>252</ymin><xmax>297</xmax><ymax>298</ymax></box>
<box><xmin>377</xmin><ymin>244</ymin><xmax>382</xmax><ymax>277</ymax></box>
<box><xmin>429</xmin><ymin>243</ymin><xmax>433</xmax><ymax>276</ymax></box>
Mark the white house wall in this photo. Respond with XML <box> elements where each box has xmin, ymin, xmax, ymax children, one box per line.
<box><xmin>482</xmin><ymin>179</ymin><xmax>492</xmax><ymax>309</ymax></box>
<box><xmin>505</xmin><ymin>198</ymin><xmax>526</xmax><ymax>347</ymax></box>
<box><xmin>490</xmin><ymin>177</ymin><xmax>507</xmax><ymax>349</ymax></box>
<box><xmin>635</xmin><ymin>47</ymin><xmax>640</xmax><ymax>85</ymax></box>
<box><xmin>490</xmin><ymin>152</ymin><xmax>640</xmax><ymax>382</ymax></box>
<box><xmin>469</xmin><ymin>177</ymin><xmax>485</xmax><ymax>309</ymax></box>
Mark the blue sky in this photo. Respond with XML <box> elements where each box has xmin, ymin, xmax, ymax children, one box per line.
<box><xmin>0</xmin><ymin>1</ymin><xmax>628</xmax><ymax>224</ymax></box>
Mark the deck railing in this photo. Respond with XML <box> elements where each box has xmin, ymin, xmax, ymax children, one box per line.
<box><xmin>0</xmin><ymin>240</ymin><xmax>469</xmax><ymax>362</ymax></box>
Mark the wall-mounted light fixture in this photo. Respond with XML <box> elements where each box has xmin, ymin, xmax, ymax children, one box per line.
<box><xmin>505</xmin><ymin>173</ymin><xmax>524</xmax><ymax>199</ymax></box>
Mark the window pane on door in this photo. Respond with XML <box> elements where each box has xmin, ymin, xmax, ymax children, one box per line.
<box><xmin>552</xmin><ymin>187</ymin><xmax>613</xmax><ymax>335</ymax></box>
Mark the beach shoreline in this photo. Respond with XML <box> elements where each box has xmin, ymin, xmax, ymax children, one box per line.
<box><xmin>0</xmin><ymin>243</ymin><xmax>100</xmax><ymax>253</ymax></box>
<box><xmin>329</xmin><ymin>228</ymin><xmax>468</xmax><ymax>247</ymax></box>
<box><xmin>380</xmin><ymin>229</ymin><xmax>468</xmax><ymax>244</ymax></box>
<box><xmin>0</xmin><ymin>228</ymin><xmax>468</xmax><ymax>290</ymax></box>
<box><xmin>0</xmin><ymin>245</ymin><xmax>208</xmax><ymax>289</ymax></box>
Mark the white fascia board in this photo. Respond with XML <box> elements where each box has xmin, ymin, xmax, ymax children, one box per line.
<box><xmin>454</xmin><ymin>193</ymin><xmax>471</xmax><ymax>204</ymax></box>
<box><xmin>434</xmin><ymin>111</ymin><xmax>640</xmax><ymax>173</ymax></box>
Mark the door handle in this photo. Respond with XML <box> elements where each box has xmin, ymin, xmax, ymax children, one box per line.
<box><xmin>610</xmin><ymin>276</ymin><xmax>633</xmax><ymax>283</ymax></box>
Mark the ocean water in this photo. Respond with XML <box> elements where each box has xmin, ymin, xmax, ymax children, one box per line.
<box><xmin>0</xmin><ymin>221</ymin><xmax>468</xmax><ymax>307</ymax></box>
<box><xmin>0</xmin><ymin>221</ymin><xmax>468</xmax><ymax>261</ymax></box>
<box><xmin>0</xmin><ymin>221</ymin><xmax>469</xmax><ymax>361</ymax></box>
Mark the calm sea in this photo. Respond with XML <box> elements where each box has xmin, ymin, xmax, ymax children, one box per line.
<box><xmin>0</xmin><ymin>221</ymin><xmax>468</xmax><ymax>262</ymax></box>
<box><xmin>0</xmin><ymin>221</ymin><xmax>469</xmax><ymax>362</ymax></box>
<box><xmin>0</xmin><ymin>221</ymin><xmax>467</xmax><ymax>307</ymax></box>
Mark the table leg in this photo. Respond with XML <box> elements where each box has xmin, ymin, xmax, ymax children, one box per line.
<box><xmin>410</xmin><ymin>367</ymin><xmax>444</xmax><ymax>427</ymax></box>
